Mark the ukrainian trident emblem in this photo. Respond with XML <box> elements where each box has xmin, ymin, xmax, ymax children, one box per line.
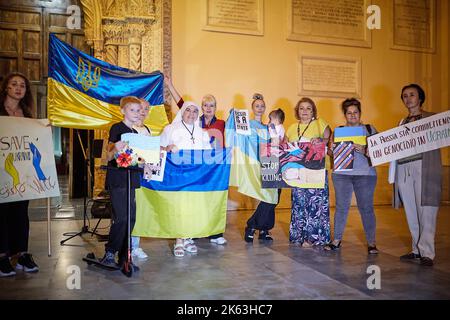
<box><xmin>75</xmin><ymin>57</ymin><xmax>101</xmax><ymax>91</ymax></box>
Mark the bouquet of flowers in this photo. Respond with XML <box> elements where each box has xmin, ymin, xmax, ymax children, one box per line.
<box><xmin>114</xmin><ymin>144</ymin><xmax>140</xmax><ymax>168</ymax></box>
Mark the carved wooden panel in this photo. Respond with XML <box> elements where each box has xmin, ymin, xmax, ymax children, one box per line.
<box><xmin>72</xmin><ymin>33</ymin><xmax>89</xmax><ymax>52</ymax></box>
<box><xmin>0</xmin><ymin>58</ymin><xmax>18</xmax><ymax>77</ymax></box>
<box><xmin>0</xmin><ymin>7</ymin><xmax>41</xmax><ymax>25</ymax></box>
<box><xmin>0</xmin><ymin>6</ymin><xmax>42</xmax><ymax>81</ymax></box>
<box><xmin>0</xmin><ymin>29</ymin><xmax>18</xmax><ymax>53</ymax></box>
<box><xmin>23</xmin><ymin>30</ymin><xmax>41</xmax><ymax>55</ymax></box>
<box><xmin>0</xmin><ymin>1</ymin><xmax>86</xmax><ymax>83</ymax></box>
<box><xmin>49</xmin><ymin>11</ymin><xmax>69</xmax><ymax>27</ymax></box>
<box><xmin>44</xmin><ymin>6</ymin><xmax>87</xmax><ymax>77</ymax></box>
<box><xmin>23</xmin><ymin>58</ymin><xmax>40</xmax><ymax>81</ymax></box>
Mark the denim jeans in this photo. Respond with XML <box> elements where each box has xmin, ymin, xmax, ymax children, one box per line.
<box><xmin>131</xmin><ymin>236</ymin><xmax>139</xmax><ymax>250</ymax></box>
<box><xmin>332</xmin><ymin>173</ymin><xmax>377</xmax><ymax>244</ymax></box>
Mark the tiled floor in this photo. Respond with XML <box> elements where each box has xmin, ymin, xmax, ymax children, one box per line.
<box><xmin>1</xmin><ymin>204</ymin><xmax>449</xmax><ymax>300</ymax></box>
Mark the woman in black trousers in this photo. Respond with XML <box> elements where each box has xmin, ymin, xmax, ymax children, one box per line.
<box><xmin>0</xmin><ymin>72</ymin><xmax>39</xmax><ymax>277</ymax></box>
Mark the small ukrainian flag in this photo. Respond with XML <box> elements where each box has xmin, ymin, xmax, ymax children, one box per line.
<box><xmin>334</xmin><ymin>126</ymin><xmax>367</xmax><ymax>145</ymax></box>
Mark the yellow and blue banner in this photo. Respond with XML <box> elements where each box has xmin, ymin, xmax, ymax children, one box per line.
<box><xmin>225</xmin><ymin>110</ymin><xmax>278</xmax><ymax>204</ymax></box>
<box><xmin>47</xmin><ymin>33</ymin><xmax>168</xmax><ymax>134</ymax></box>
<box><xmin>133</xmin><ymin>149</ymin><xmax>231</xmax><ymax>238</ymax></box>
<box><xmin>333</xmin><ymin>126</ymin><xmax>367</xmax><ymax>145</ymax></box>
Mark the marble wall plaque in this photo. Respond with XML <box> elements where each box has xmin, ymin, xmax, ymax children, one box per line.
<box><xmin>287</xmin><ymin>0</ymin><xmax>371</xmax><ymax>48</ymax></box>
<box><xmin>391</xmin><ymin>0</ymin><xmax>435</xmax><ymax>53</ymax></box>
<box><xmin>202</xmin><ymin>0</ymin><xmax>263</xmax><ymax>36</ymax></box>
<box><xmin>298</xmin><ymin>55</ymin><xmax>361</xmax><ymax>98</ymax></box>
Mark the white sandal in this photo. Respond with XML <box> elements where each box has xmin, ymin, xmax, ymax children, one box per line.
<box><xmin>173</xmin><ymin>243</ymin><xmax>185</xmax><ymax>257</ymax></box>
<box><xmin>183</xmin><ymin>239</ymin><xmax>198</xmax><ymax>254</ymax></box>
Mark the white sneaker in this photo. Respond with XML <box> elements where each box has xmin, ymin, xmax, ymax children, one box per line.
<box><xmin>210</xmin><ymin>237</ymin><xmax>227</xmax><ymax>245</ymax></box>
<box><xmin>131</xmin><ymin>248</ymin><xmax>148</xmax><ymax>259</ymax></box>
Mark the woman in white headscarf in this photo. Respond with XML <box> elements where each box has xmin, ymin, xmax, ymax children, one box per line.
<box><xmin>161</xmin><ymin>101</ymin><xmax>211</xmax><ymax>152</ymax></box>
<box><xmin>160</xmin><ymin>101</ymin><xmax>211</xmax><ymax>257</ymax></box>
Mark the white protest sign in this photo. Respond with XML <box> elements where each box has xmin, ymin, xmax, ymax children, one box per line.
<box><xmin>0</xmin><ymin>117</ymin><xmax>60</xmax><ymax>203</ymax></box>
<box><xmin>149</xmin><ymin>150</ymin><xmax>167</xmax><ymax>182</ymax></box>
<box><xmin>234</xmin><ymin>109</ymin><xmax>251</xmax><ymax>135</ymax></box>
<box><xmin>368</xmin><ymin>110</ymin><xmax>450</xmax><ymax>166</ymax></box>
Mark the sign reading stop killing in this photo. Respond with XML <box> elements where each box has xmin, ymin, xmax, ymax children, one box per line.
<box><xmin>367</xmin><ymin>110</ymin><xmax>450</xmax><ymax>166</ymax></box>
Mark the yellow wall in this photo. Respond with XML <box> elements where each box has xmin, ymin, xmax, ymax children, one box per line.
<box><xmin>170</xmin><ymin>0</ymin><xmax>449</xmax><ymax>208</ymax></box>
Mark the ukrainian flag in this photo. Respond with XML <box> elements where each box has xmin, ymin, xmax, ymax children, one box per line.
<box><xmin>47</xmin><ymin>33</ymin><xmax>168</xmax><ymax>133</ymax></box>
<box><xmin>133</xmin><ymin>149</ymin><xmax>231</xmax><ymax>238</ymax></box>
<box><xmin>225</xmin><ymin>110</ymin><xmax>278</xmax><ymax>204</ymax></box>
<box><xmin>334</xmin><ymin>126</ymin><xmax>367</xmax><ymax>145</ymax></box>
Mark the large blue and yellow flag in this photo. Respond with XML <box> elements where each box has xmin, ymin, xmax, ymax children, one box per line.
<box><xmin>133</xmin><ymin>149</ymin><xmax>231</xmax><ymax>238</ymax></box>
<box><xmin>225</xmin><ymin>110</ymin><xmax>278</xmax><ymax>204</ymax></box>
<box><xmin>47</xmin><ymin>33</ymin><xmax>168</xmax><ymax>134</ymax></box>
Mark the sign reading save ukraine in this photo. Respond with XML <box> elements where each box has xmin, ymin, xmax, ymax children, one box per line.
<box><xmin>47</xmin><ymin>33</ymin><xmax>168</xmax><ymax>134</ymax></box>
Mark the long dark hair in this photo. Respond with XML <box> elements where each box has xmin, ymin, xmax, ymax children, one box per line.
<box><xmin>0</xmin><ymin>72</ymin><xmax>33</xmax><ymax>118</ymax></box>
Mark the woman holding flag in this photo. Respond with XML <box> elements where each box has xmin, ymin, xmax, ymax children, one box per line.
<box><xmin>243</xmin><ymin>93</ymin><xmax>282</xmax><ymax>243</ymax></box>
<box><xmin>159</xmin><ymin>101</ymin><xmax>212</xmax><ymax>257</ymax></box>
<box><xmin>165</xmin><ymin>75</ymin><xmax>228</xmax><ymax>245</ymax></box>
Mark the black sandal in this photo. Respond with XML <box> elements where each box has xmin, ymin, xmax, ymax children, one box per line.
<box><xmin>324</xmin><ymin>241</ymin><xmax>341</xmax><ymax>251</ymax></box>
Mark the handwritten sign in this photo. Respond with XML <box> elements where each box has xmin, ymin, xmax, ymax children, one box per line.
<box><xmin>234</xmin><ymin>109</ymin><xmax>251</xmax><ymax>135</ymax></box>
<box><xmin>368</xmin><ymin>110</ymin><xmax>450</xmax><ymax>166</ymax></box>
<box><xmin>0</xmin><ymin>117</ymin><xmax>60</xmax><ymax>203</ymax></box>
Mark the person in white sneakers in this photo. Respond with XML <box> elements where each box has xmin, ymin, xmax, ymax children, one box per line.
<box><xmin>130</xmin><ymin>99</ymin><xmax>152</xmax><ymax>260</ymax></box>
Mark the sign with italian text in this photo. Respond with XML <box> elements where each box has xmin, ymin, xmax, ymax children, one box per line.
<box><xmin>0</xmin><ymin>117</ymin><xmax>60</xmax><ymax>203</ymax></box>
<box><xmin>367</xmin><ymin>110</ymin><xmax>450</xmax><ymax>166</ymax></box>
